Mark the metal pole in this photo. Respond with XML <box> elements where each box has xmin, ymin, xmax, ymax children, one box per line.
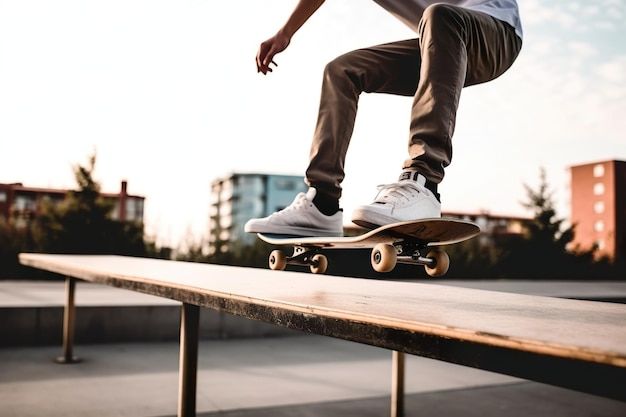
<box><xmin>178</xmin><ymin>303</ymin><xmax>200</xmax><ymax>417</ymax></box>
<box><xmin>391</xmin><ymin>350</ymin><xmax>405</xmax><ymax>417</ymax></box>
<box><xmin>56</xmin><ymin>276</ymin><xmax>80</xmax><ymax>364</ymax></box>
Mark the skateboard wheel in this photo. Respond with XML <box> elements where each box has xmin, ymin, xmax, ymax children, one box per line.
<box><xmin>424</xmin><ymin>250</ymin><xmax>449</xmax><ymax>277</ymax></box>
<box><xmin>269</xmin><ymin>250</ymin><xmax>287</xmax><ymax>271</ymax></box>
<box><xmin>310</xmin><ymin>254</ymin><xmax>328</xmax><ymax>274</ymax></box>
<box><xmin>371</xmin><ymin>243</ymin><xmax>397</xmax><ymax>273</ymax></box>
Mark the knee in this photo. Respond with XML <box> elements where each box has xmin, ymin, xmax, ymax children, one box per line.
<box><xmin>324</xmin><ymin>52</ymin><xmax>353</xmax><ymax>80</ymax></box>
<box><xmin>324</xmin><ymin>48</ymin><xmax>384</xmax><ymax>92</ymax></box>
<box><xmin>321</xmin><ymin>52</ymin><xmax>364</xmax><ymax>91</ymax></box>
<box><xmin>419</xmin><ymin>3</ymin><xmax>463</xmax><ymax>35</ymax></box>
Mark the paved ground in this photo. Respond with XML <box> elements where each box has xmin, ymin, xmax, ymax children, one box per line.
<box><xmin>1</xmin><ymin>279</ymin><xmax>626</xmax><ymax>416</ymax></box>
<box><xmin>2</xmin><ymin>335</ymin><xmax>626</xmax><ymax>417</ymax></box>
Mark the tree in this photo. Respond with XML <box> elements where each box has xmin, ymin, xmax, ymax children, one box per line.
<box><xmin>496</xmin><ymin>168</ymin><xmax>596</xmax><ymax>278</ymax></box>
<box><xmin>521</xmin><ymin>168</ymin><xmax>575</xmax><ymax>254</ymax></box>
<box><xmin>0</xmin><ymin>215</ymin><xmax>39</xmax><ymax>278</ymax></box>
<box><xmin>32</xmin><ymin>154</ymin><xmax>147</xmax><ymax>256</ymax></box>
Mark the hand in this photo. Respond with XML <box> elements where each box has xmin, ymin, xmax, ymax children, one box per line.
<box><xmin>256</xmin><ymin>32</ymin><xmax>291</xmax><ymax>75</ymax></box>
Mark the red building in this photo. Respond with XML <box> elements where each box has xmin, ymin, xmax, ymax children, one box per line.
<box><xmin>0</xmin><ymin>180</ymin><xmax>144</xmax><ymax>225</ymax></box>
<box><xmin>569</xmin><ymin>160</ymin><xmax>626</xmax><ymax>260</ymax></box>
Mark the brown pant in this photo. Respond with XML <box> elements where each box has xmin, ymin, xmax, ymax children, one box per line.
<box><xmin>305</xmin><ymin>4</ymin><xmax>522</xmax><ymax>200</ymax></box>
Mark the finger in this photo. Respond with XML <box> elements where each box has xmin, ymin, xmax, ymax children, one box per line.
<box><xmin>262</xmin><ymin>46</ymin><xmax>280</xmax><ymax>68</ymax></box>
<box><xmin>256</xmin><ymin>55</ymin><xmax>265</xmax><ymax>73</ymax></box>
<box><xmin>259</xmin><ymin>59</ymin><xmax>277</xmax><ymax>75</ymax></box>
<box><xmin>256</xmin><ymin>52</ymin><xmax>266</xmax><ymax>73</ymax></box>
<box><xmin>256</xmin><ymin>43</ymin><xmax>271</xmax><ymax>73</ymax></box>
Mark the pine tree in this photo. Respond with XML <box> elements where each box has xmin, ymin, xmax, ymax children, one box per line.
<box><xmin>497</xmin><ymin>168</ymin><xmax>593</xmax><ymax>278</ymax></box>
<box><xmin>521</xmin><ymin>168</ymin><xmax>575</xmax><ymax>256</ymax></box>
<box><xmin>33</xmin><ymin>154</ymin><xmax>146</xmax><ymax>255</ymax></box>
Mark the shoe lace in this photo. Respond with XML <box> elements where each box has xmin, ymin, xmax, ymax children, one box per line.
<box><xmin>374</xmin><ymin>181</ymin><xmax>425</xmax><ymax>205</ymax></box>
<box><xmin>271</xmin><ymin>192</ymin><xmax>309</xmax><ymax>216</ymax></box>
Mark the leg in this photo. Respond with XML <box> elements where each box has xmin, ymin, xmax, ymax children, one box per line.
<box><xmin>408</xmin><ymin>4</ymin><xmax>523</xmax><ymax>183</ymax></box>
<box><xmin>306</xmin><ymin>40</ymin><xmax>422</xmax><ymax>201</ymax></box>
<box><xmin>352</xmin><ymin>7</ymin><xmax>522</xmax><ymax>228</ymax></box>
<box><xmin>178</xmin><ymin>303</ymin><xmax>200</xmax><ymax>417</ymax></box>
<box><xmin>245</xmin><ymin>42</ymin><xmax>426</xmax><ymax>235</ymax></box>
<box><xmin>391</xmin><ymin>350</ymin><xmax>406</xmax><ymax>417</ymax></box>
<box><xmin>56</xmin><ymin>276</ymin><xmax>81</xmax><ymax>364</ymax></box>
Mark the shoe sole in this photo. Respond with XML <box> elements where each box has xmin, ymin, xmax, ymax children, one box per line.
<box><xmin>351</xmin><ymin>208</ymin><xmax>441</xmax><ymax>230</ymax></box>
<box><xmin>246</xmin><ymin>224</ymin><xmax>343</xmax><ymax>237</ymax></box>
<box><xmin>351</xmin><ymin>208</ymin><xmax>400</xmax><ymax>230</ymax></box>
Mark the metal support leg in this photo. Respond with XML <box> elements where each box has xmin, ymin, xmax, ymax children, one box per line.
<box><xmin>391</xmin><ymin>350</ymin><xmax>405</xmax><ymax>417</ymax></box>
<box><xmin>56</xmin><ymin>277</ymin><xmax>80</xmax><ymax>364</ymax></box>
<box><xmin>178</xmin><ymin>303</ymin><xmax>200</xmax><ymax>417</ymax></box>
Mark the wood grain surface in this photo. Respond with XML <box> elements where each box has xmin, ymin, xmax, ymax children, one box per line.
<box><xmin>18</xmin><ymin>253</ymin><xmax>626</xmax><ymax>400</ymax></box>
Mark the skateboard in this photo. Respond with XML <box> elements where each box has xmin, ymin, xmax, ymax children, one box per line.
<box><xmin>256</xmin><ymin>218</ymin><xmax>480</xmax><ymax>276</ymax></box>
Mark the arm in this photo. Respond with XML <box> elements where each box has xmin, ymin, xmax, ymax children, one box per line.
<box><xmin>256</xmin><ymin>0</ymin><xmax>326</xmax><ymax>75</ymax></box>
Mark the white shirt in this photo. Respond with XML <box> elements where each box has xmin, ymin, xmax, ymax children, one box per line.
<box><xmin>373</xmin><ymin>0</ymin><xmax>523</xmax><ymax>39</ymax></box>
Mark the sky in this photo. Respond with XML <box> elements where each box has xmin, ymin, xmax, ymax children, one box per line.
<box><xmin>1</xmin><ymin>0</ymin><xmax>624</xmax><ymax>248</ymax></box>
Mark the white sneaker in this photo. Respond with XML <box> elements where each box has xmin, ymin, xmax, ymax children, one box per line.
<box><xmin>351</xmin><ymin>171</ymin><xmax>441</xmax><ymax>229</ymax></box>
<box><xmin>244</xmin><ymin>188</ymin><xmax>344</xmax><ymax>237</ymax></box>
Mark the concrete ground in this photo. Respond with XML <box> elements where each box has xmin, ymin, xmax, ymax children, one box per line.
<box><xmin>1</xmin><ymin>279</ymin><xmax>626</xmax><ymax>416</ymax></box>
<box><xmin>2</xmin><ymin>335</ymin><xmax>626</xmax><ymax>417</ymax></box>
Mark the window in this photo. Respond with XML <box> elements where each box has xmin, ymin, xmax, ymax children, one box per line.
<box><xmin>220</xmin><ymin>181</ymin><xmax>233</xmax><ymax>201</ymax></box>
<box><xmin>594</xmin><ymin>201</ymin><xmax>605</xmax><ymax>214</ymax></box>
<box><xmin>593</xmin><ymin>183</ymin><xmax>605</xmax><ymax>195</ymax></box>
<box><xmin>126</xmin><ymin>198</ymin><xmax>144</xmax><ymax>221</ymax></box>
<box><xmin>110</xmin><ymin>202</ymin><xmax>120</xmax><ymax>220</ymax></box>
<box><xmin>220</xmin><ymin>215</ymin><xmax>233</xmax><ymax>229</ymax></box>
<box><xmin>593</xmin><ymin>164</ymin><xmax>605</xmax><ymax>177</ymax></box>
<box><xmin>14</xmin><ymin>195</ymin><xmax>35</xmax><ymax>211</ymax></box>
<box><xmin>594</xmin><ymin>220</ymin><xmax>604</xmax><ymax>233</ymax></box>
<box><xmin>275</xmin><ymin>179</ymin><xmax>300</xmax><ymax>190</ymax></box>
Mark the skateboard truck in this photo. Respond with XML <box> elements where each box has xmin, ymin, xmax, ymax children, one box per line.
<box><xmin>269</xmin><ymin>246</ymin><xmax>329</xmax><ymax>274</ymax></box>
<box><xmin>270</xmin><ymin>242</ymin><xmax>450</xmax><ymax>277</ymax></box>
<box><xmin>371</xmin><ymin>242</ymin><xmax>449</xmax><ymax>276</ymax></box>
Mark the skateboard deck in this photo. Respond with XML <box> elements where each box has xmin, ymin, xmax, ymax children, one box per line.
<box><xmin>257</xmin><ymin>218</ymin><xmax>480</xmax><ymax>276</ymax></box>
